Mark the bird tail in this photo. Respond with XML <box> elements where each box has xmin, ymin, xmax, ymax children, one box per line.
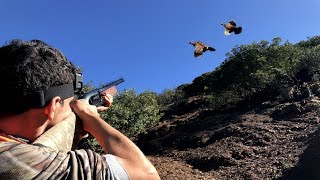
<box><xmin>208</xmin><ymin>47</ymin><xmax>215</xmax><ymax>51</ymax></box>
<box><xmin>234</xmin><ymin>27</ymin><xmax>242</xmax><ymax>34</ymax></box>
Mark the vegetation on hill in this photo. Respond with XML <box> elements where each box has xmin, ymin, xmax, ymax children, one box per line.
<box><xmin>138</xmin><ymin>36</ymin><xmax>320</xmax><ymax>179</ymax></box>
<box><xmin>161</xmin><ymin>36</ymin><xmax>320</xmax><ymax>113</ymax></box>
<box><xmin>79</xmin><ymin>36</ymin><xmax>320</xmax><ymax>156</ymax></box>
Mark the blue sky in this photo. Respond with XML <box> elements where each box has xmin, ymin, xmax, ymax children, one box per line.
<box><xmin>1</xmin><ymin>1</ymin><xmax>320</xmax><ymax>94</ymax></box>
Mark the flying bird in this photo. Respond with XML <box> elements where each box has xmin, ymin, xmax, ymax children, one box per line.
<box><xmin>189</xmin><ymin>41</ymin><xmax>216</xmax><ymax>58</ymax></box>
<box><xmin>221</xmin><ymin>20</ymin><xmax>242</xmax><ymax>35</ymax></box>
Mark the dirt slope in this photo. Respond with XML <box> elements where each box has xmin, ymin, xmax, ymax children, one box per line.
<box><xmin>137</xmin><ymin>97</ymin><xmax>320</xmax><ymax>179</ymax></box>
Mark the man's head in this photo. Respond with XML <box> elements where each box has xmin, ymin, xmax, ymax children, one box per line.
<box><xmin>0</xmin><ymin>39</ymin><xmax>78</xmax><ymax>114</ymax></box>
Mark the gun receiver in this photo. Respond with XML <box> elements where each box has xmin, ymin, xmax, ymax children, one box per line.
<box><xmin>78</xmin><ymin>78</ymin><xmax>124</xmax><ymax>106</ymax></box>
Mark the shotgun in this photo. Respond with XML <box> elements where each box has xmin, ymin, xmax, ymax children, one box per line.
<box><xmin>33</xmin><ymin>76</ymin><xmax>125</xmax><ymax>152</ymax></box>
<box><xmin>77</xmin><ymin>77</ymin><xmax>124</xmax><ymax>106</ymax></box>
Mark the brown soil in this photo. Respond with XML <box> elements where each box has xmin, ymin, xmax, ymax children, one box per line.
<box><xmin>137</xmin><ymin>97</ymin><xmax>320</xmax><ymax>180</ymax></box>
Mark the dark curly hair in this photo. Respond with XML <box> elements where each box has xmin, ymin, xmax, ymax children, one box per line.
<box><xmin>0</xmin><ymin>39</ymin><xmax>78</xmax><ymax>113</ymax></box>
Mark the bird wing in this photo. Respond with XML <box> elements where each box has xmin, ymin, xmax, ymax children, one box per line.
<box><xmin>229</xmin><ymin>21</ymin><xmax>237</xmax><ymax>26</ymax></box>
<box><xmin>196</xmin><ymin>41</ymin><xmax>206</xmax><ymax>47</ymax></box>
<box><xmin>234</xmin><ymin>27</ymin><xmax>242</xmax><ymax>34</ymax></box>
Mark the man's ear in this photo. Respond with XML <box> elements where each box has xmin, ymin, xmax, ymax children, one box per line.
<box><xmin>44</xmin><ymin>96</ymin><xmax>61</xmax><ymax>121</ymax></box>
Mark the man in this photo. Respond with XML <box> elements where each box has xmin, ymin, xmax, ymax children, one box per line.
<box><xmin>0</xmin><ymin>39</ymin><xmax>160</xmax><ymax>179</ymax></box>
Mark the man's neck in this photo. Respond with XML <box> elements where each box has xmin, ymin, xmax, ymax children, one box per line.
<box><xmin>0</xmin><ymin>110</ymin><xmax>48</xmax><ymax>142</ymax></box>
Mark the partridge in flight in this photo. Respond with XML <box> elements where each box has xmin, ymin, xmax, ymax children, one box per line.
<box><xmin>189</xmin><ymin>41</ymin><xmax>216</xmax><ymax>58</ymax></box>
<box><xmin>221</xmin><ymin>20</ymin><xmax>242</xmax><ymax>35</ymax></box>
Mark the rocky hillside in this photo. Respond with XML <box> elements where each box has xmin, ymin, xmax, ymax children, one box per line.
<box><xmin>137</xmin><ymin>94</ymin><xmax>320</xmax><ymax>179</ymax></box>
<box><xmin>133</xmin><ymin>36</ymin><xmax>320</xmax><ymax>179</ymax></box>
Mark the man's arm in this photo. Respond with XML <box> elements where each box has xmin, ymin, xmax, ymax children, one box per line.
<box><xmin>70</xmin><ymin>99</ymin><xmax>160</xmax><ymax>180</ymax></box>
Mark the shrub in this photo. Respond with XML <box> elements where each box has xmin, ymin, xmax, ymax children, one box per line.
<box><xmin>100</xmin><ymin>89</ymin><xmax>162</xmax><ymax>138</ymax></box>
<box><xmin>157</xmin><ymin>88</ymin><xmax>185</xmax><ymax>110</ymax></box>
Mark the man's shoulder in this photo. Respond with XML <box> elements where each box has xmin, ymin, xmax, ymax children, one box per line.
<box><xmin>0</xmin><ymin>141</ymin><xmax>57</xmax><ymax>153</ymax></box>
<box><xmin>0</xmin><ymin>142</ymin><xmax>64</xmax><ymax>179</ymax></box>
<box><xmin>0</xmin><ymin>141</ymin><xmax>100</xmax><ymax>162</ymax></box>
<box><xmin>0</xmin><ymin>142</ymin><xmax>129</xmax><ymax>179</ymax></box>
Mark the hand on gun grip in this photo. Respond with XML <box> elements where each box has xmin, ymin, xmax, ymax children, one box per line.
<box><xmin>72</xmin><ymin>99</ymin><xmax>100</xmax><ymax>118</ymax></box>
<box><xmin>97</xmin><ymin>93</ymin><xmax>114</xmax><ymax>112</ymax></box>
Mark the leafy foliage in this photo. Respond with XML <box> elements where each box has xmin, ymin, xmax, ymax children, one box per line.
<box><xmin>296</xmin><ymin>36</ymin><xmax>320</xmax><ymax>48</ymax></box>
<box><xmin>77</xmin><ymin>134</ymin><xmax>104</xmax><ymax>154</ymax></box>
<box><xmin>78</xmin><ymin>87</ymin><xmax>161</xmax><ymax>151</ymax></box>
<box><xmin>157</xmin><ymin>88</ymin><xmax>185</xmax><ymax>110</ymax></box>
<box><xmin>100</xmin><ymin>89</ymin><xmax>162</xmax><ymax>138</ymax></box>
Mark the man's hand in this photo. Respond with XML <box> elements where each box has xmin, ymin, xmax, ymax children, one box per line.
<box><xmin>97</xmin><ymin>93</ymin><xmax>113</xmax><ymax>112</ymax></box>
<box><xmin>70</xmin><ymin>93</ymin><xmax>113</xmax><ymax>133</ymax></box>
<box><xmin>70</xmin><ymin>99</ymin><xmax>100</xmax><ymax>133</ymax></box>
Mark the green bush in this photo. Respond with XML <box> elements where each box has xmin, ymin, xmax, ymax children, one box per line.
<box><xmin>157</xmin><ymin>88</ymin><xmax>185</xmax><ymax>110</ymax></box>
<box><xmin>77</xmin><ymin>134</ymin><xmax>104</xmax><ymax>154</ymax></box>
<box><xmin>77</xmin><ymin>88</ymin><xmax>162</xmax><ymax>152</ymax></box>
<box><xmin>100</xmin><ymin>89</ymin><xmax>162</xmax><ymax>138</ymax></box>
